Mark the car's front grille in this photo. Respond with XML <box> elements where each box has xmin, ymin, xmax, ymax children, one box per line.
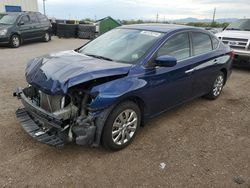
<box><xmin>222</xmin><ymin>37</ymin><xmax>249</xmax><ymax>51</ymax></box>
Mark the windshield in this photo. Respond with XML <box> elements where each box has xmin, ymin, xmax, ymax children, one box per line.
<box><xmin>0</xmin><ymin>14</ymin><xmax>18</xmax><ymax>25</ymax></box>
<box><xmin>78</xmin><ymin>28</ymin><xmax>163</xmax><ymax>64</ymax></box>
<box><xmin>226</xmin><ymin>19</ymin><xmax>250</xmax><ymax>31</ymax></box>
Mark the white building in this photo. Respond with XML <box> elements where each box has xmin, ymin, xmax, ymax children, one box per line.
<box><xmin>0</xmin><ymin>0</ymin><xmax>38</xmax><ymax>12</ymax></box>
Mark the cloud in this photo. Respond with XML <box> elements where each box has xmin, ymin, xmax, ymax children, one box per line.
<box><xmin>38</xmin><ymin>0</ymin><xmax>250</xmax><ymax>20</ymax></box>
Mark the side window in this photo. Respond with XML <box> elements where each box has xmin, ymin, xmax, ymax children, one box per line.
<box><xmin>29</xmin><ymin>13</ymin><xmax>39</xmax><ymax>23</ymax></box>
<box><xmin>212</xmin><ymin>36</ymin><xmax>219</xmax><ymax>49</ymax></box>
<box><xmin>20</xmin><ymin>15</ymin><xmax>30</xmax><ymax>25</ymax></box>
<box><xmin>37</xmin><ymin>13</ymin><xmax>48</xmax><ymax>22</ymax></box>
<box><xmin>192</xmin><ymin>32</ymin><xmax>213</xmax><ymax>55</ymax></box>
<box><xmin>157</xmin><ymin>33</ymin><xmax>190</xmax><ymax>61</ymax></box>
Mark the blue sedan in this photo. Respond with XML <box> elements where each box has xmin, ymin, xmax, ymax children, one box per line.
<box><xmin>14</xmin><ymin>24</ymin><xmax>234</xmax><ymax>150</ymax></box>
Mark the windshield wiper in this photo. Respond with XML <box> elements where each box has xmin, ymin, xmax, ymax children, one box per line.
<box><xmin>85</xmin><ymin>54</ymin><xmax>114</xmax><ymax>61</ymax></box>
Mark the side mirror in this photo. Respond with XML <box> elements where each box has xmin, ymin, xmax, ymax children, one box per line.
<box><xmin>155</xmin><ymin>55</ymin><xmax>177</xmax><ymax>67</ymax></box>
<box><xmin>18</xmin><ymin>21</ymin><xmax>25</xmax><ymax>26</ymax></box>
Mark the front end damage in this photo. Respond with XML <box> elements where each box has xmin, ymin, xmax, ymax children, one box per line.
<box><xmin>13</xmin><ymin>85</ymin><xmax>99</xmax><ymax>147</ymax></box>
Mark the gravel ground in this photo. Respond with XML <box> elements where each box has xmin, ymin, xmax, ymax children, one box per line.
<box><xmin>0</xmin><ymin>37</ymin><xmax>250</xmax><ymax>188</ymax></box>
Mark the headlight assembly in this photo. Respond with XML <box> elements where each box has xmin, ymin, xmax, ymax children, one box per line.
<box><xmin>0</xmin><ymin>29</ymin><xmax>7</xmax><ymax>36</ymax></box>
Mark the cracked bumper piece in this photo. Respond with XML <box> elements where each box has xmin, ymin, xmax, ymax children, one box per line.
<box><xmin>16</xmin><ymin>108</ymin><xmax>65</xmax><ymax>147</ymax></box>
<box><xmin>14</xmin><ymin>87</ymin><xmax>66</xmax><ymax>147</ymax></box>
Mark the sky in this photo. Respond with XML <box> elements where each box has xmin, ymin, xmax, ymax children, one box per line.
<box><xmin>38</xmin><ymin>0</ymin><xmax>250</xmax><ymax>21</ymax></box>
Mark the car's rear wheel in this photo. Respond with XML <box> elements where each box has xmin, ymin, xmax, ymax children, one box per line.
<box><xmin>43</xmin><ymin>31</ymin><xmax>51</xmax><ymax>42</ymax></box>
<box><xmin>205</xmin><ymin>72</ymin><xmax>225</xmax><ymax>100</ymax></box>
<box><xmin>10</xmin><ymin>34</ymin><xmax>21</xmax><ymax>48</ymax></box>
<box><xmin>101</xmin><ymin>101</ymin><xmax>141</xmax><ymax>150</ymax></box>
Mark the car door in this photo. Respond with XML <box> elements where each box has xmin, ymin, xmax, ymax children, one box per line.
<box><xmin>144</xmin><ymin>32</ymin><xmax>195</xmax><ymax>114</ymax></box>
<box><xmin>18</xmin><ymin>14</ymin><xmax>34</xmax><ymax>41</ymax></box>
<box><xmin>189</xmin><ymin>32</ymin><xmax>220</xmax><ymax>97</ymax></box>
<box><xmin>28</xmin><ymin>13</ymin><xmax>42</xmax><ymax>39</ymax></box>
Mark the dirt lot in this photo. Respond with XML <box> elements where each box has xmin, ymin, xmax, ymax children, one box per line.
<box><xmin>0</xmin><ymin>37</ymin><xmax>250</xmax><ymax>188</ymax></box>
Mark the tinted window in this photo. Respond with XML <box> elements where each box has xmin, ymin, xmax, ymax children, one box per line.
<box><xmin>212</xmin><ymin>36</ymin><xmax>219</xmax><ymax>49</ymax></box>
<box><xmin>37</xmin><ymin>13</ymin><xmax>48</xmax><ymax>22</ymax></box>
<box><xmin>157</xmin><ymin>33</ymin><xmax>190</xmax><ymax>61</ymax></box>
<box><xmin>29</xmin><ymin>13</ymin><xmax>39</xmax><ymax>23</ymax></box>
<box><xmin>20</xmin><ymin>15</ymin><xmax>30</xmax><ymax>24</ymax></box>
<box><xmin>192</xmin><ymin>32</ymin><xmax>212</xmax><ymax>55</ymax></box>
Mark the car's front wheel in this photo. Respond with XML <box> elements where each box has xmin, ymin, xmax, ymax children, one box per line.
<box><xmin>101</xmin><ymin>101</ymin><xmax>141</xmax><ymax>150</ymax></box>
<box><xmin>205</xmin><ymin>72</ymin><xmax>225</xmax><ymax>100</ymax></box>
<box><xmin>10</xmin><ymin>34</ymin><xmax>21</xmax><ymax>48</ymax></box>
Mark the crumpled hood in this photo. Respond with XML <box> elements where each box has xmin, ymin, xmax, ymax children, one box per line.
<box><xmin>26</xmin><ymin>50</ymin><xmax>132</xmax><ymax>95</ymax></box>
<box><xmin>216</xmin><ymin>30</ymin><xmax>250</xmax><ymax>40</ymax></box>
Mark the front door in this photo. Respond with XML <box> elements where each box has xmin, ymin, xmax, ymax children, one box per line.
<box><xmin>144</xmin><ymin>32</ymin><xmax>195</xmax><ymax>115</ymax></box>
<box><xmin>18</xmin><ymin>15</ymin><xmax>35</xmax><ymax>41</ymax></box>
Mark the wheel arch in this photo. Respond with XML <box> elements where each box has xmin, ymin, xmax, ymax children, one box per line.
<box><xmin>220</xmin><ymin>68</ymin><xmax>227</xmax><ymax>85</ymax></box>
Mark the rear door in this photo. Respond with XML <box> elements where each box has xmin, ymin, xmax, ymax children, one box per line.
<box><xmin>36</xmin><ymin>13</ymin><xmax>50</xmax><ymax>37</ymax></box>
<box><xmin>190</xmin><ymin>32</ymin><xmax>220</xmax><ymax>97</ymax></box>
<box><xmin>28</xmin><ymin>13</ymin><xmax>42</xmax><ymax>39</ymax></box>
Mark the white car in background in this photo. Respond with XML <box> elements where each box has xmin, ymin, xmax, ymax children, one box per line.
<box><xmin>216</xmin><ymin>19</ymin><xmax>250</xmax><ymax>67</ymax></box>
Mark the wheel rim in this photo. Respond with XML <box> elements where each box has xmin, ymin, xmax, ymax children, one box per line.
<box><xmin>112</xmin><ymin>109</ymin><xmax>138</xmax><ymax>145</ymax></box>
<box><xmin>12</xmin><ymin>36</ymin><xmax>19</xmax><ymax>47</ymax></box>
<box><xmin>45</xmin><ymin>33</ymin><xmax>49</xmax><ymax>41</ymax></box>
<box><xmin>213</xmin><ymin>75</ymin><xmax>224</xmax><ymax>96</ymax></box>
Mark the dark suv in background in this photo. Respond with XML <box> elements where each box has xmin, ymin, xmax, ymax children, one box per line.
<box><xmin>0</xmin><ymin>11</ymin><xmax>52</xmax><ymax>48</ymax></box>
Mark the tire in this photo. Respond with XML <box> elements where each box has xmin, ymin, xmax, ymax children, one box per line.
<box><xmin>9</xmin><ymin>34</ymin><xmax>21</xmax><ymax>48</ymax></box>
<box><xmin>56</xmin><ymin>24</ymin><xmax>78</xmax><ymax>38</ymax></box>
<box><xmin>101</xmin><ymin>101</ymin><xmax>141</xmax><ymax>151</ymax></box>
<box><xmin>78</xmin><ymin>25</ymin><xmax>96</xmax><ymax>32</ymax></box>
<box><xmin>205</xmin><ymin>72</ymin><xmax>225</xmax><ymax>100</ymax></box>
<box><xmin>78</xmin><ymin>31</ymin><xmax>95</xmax><ymax>39</ymax></box>
<box><xmin>43</xmin><ymin>31</ymin><xmax>51</xmax><ymax>42</ymax></box>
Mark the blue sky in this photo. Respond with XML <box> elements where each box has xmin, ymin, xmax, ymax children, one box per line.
<box><xmin>38</xmin><ymin>0</ymin><xmax>250</xmax><ymax>20</ymax></box>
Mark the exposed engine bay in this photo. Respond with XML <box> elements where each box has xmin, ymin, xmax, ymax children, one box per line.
<box><xmin>13</xmin><ymin>73</ymin><xmax>126</xmax><ymax>147</ymax></box>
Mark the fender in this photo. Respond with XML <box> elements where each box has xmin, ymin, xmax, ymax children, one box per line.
<box><xmin>89</xmin><ymin>76</ymin><xmax>148</xmax><ymax>112</ymax></box>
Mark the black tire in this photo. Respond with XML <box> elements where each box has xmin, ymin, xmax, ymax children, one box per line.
<box><xmin>205</xmin><ymin>72</ymin><xmax>225</xmax><ymax>100</ymax></box>
<box><xmin>9</xmin><ymin>34</ymin><xmax>21</xmax><ymax>48</ymax></box>
<box><xmin>43</xmin><ymin>31</ymin><xmax>51</xmax><ymax>42</ymax></box>
<box><xmin>101</xmin><ymin>101</ymin><xmax>141</xmax><ymax>151</ymax></box>
<box><xmin>78</xmin><ymin>24</ymin><xmax>96</xmax><ymax>32</ymax></box>
<box><xmin>78</xmin><ymin>31</ymin><xmax>95</xmax><ymax>39</ymax></box>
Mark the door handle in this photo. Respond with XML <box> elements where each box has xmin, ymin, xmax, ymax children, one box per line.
<box><xmin>185</xmin><ymin>69</ymin><xmax>194</xmax><ymax>74</ymax></box>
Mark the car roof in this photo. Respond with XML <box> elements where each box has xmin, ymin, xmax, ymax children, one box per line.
<box><xmin>119</xmin><ymin>23</ymin><xmax>202</xmax><ymax>33</ymax></box>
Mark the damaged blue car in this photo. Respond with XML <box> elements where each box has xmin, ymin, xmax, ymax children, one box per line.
<box><xmin>14</xmin><ymin>24</ymin><xmax>233</xmax><ymax>150</ymax></box>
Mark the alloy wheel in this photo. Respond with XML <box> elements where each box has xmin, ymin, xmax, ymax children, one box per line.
<box><xmin>45</xmin><ymin>32</ymin><xmax>50</xmax><ymax>41</ymax></box>
<box><xmin>112</xmin><ymin>109</ymin><xmax>138</xmax><ymax>145</ymax></box>
<box><xmin>213</xmin><ymin>75</ymin><xmax>224</xmax><ymax>96</ymax></box>
<box><xmin>12</xmin><ymin>36</ymin><xmax>20</xmax><ymax>47</ymax></box>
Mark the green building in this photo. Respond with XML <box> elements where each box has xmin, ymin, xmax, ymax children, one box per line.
<box><xmin>96</xmin><ymin>16</ymin><xmax>121</xmax><ymax>35</ymax></box>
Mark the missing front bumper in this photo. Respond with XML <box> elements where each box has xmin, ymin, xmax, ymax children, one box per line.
<box><xmin>14</xmin><ymin>87</ymin><xmax>98</xmax><ymax>147</ymax></box>
<box><xmin>16</xmin><ymin>108</ymin><xmax>65</xmax><ymax>147</ymax></box>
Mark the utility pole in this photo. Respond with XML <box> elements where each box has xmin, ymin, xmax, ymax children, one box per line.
<box><xmin>156</xmin><ymin>13</ymin><xmax>159</xmax><ymax>23</ymax></box>
<box><xmin>43</xmin><ymin>0</ymin><xmax>46</xmax><ymax>15</ymax></box>
<box><xmin>212</xmin><ymin>8</ymin><xmax>216</xmax><ymax>24</ymax></box>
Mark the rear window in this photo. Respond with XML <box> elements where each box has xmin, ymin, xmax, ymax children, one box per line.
<box><xmin>37</xmin><ymin>13</ymin><xmax>48</xmax><ymax>22</ymax></box>
<box><xmin>192</xmin><ymin>32</ymin><xmax>213</xmax><ymax>55</ymax></box>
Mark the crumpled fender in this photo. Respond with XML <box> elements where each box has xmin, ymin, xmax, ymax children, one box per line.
<box><xmin>89</xmin><ymin>76</ymin><xmax>147</xmax><ymax>111</ymax></box>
